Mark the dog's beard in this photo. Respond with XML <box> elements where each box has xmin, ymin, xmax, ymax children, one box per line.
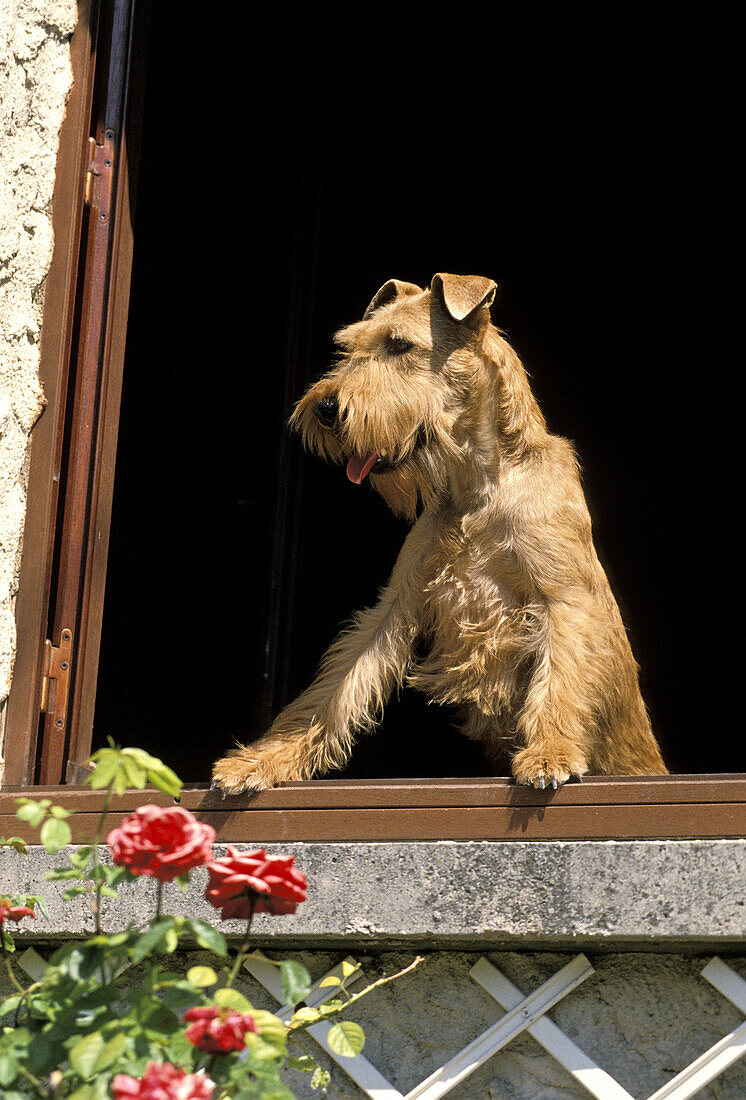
<box><xmin>369</xmin><ymin>445</ymin><xmax>450</xmax><ymax>520</ymax></box>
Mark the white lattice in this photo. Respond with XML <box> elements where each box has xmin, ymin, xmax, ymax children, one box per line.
<box><xmin>245</xmin><ymin>953</ymin><xmax>746</xmax><ymax>1100</ymax></box>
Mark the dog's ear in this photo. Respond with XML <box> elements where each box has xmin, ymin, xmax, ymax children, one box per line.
<box><xmin>363</xmin><ymin>279</ymin><xmax>423</xmax><ymax>319</ymax></box>
<box><xmin>431</xmin><ymin>273</ymin><xmax>497</xmax><ymax>323</ymax></box>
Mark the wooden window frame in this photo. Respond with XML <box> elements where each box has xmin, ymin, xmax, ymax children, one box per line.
<box><xmin>2</xmin><ymin>777</ymin><xmax>745</xmax><ymax>843</ymax></box>
<box><xmin>2</xmin><ymin>0</ymin><xmax>745</xmax><ymax>844</ymax></box>
<box><xmin>3</xmin><ymin>0</ymin><xmax>140</xmax><ymax>787</ymax></box>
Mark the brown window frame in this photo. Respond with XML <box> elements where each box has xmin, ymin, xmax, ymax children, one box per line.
<box><xmin>2</xmin><ymin>0</ymin><xmax>745</xmax><ymax>844</ymax></box>
<box><xmin>2</xmin><ymin>776</ymin><xmax>745</xmax><ymax>844</ymax></box>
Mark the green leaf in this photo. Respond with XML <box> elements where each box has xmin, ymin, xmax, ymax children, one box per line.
<box><xmin>289</xmin><ymin>1006</ymin><xmax>321</xmax><ymax>1027</ymax></box>
<box><xmin>311</xmin><ymin>1066</ymin><xmax>332</xmax><ymax>1090</ymax></box>
<box><xmin>249</xmin><ymin>1008</ymin><xmax>287</xmax><ymax>1047</ymax></box>
<box><xmin>163</xmin><ymin>926</ymin><xmax>179</xmax><ymax>953</ymax></box>
<box><xmin>146</xmin><ymin>765</ymin><xmax>182</xmax><ymax>798</ymax></box>
<box><xmin>0</xmin><ymin>1052</ymin><xmax>19</xmax><ymax>1087</ymax></box>
<box><xmin>26</xmin><ymin>1034</ymin><xmax>61</xmax><ymax>1076</ymax></box>
<box><xmin>0</xmin><ymin>836</ymin><xmax>28</xmax><ymax>854</ymax></box>
<box><xmin>0</xmin><ymin>995</ymin><xmax>22</xmax><ymax>1017</ymax></box>
<box><xmin>119</xmin><ymin>755</ymin><xmax>147</xmax><ymax>789</ymax></box>
<box><xmin>135</xmin><ymin>996</ymin><xmax>180</xmax><ymax>1034</ymax></box>
<box><xmin>34</xmin><ymin>895</ymin><xmax>50</xmax><ymax>920</ymax></box>
<box><xmin>92</xmin><ymin>1032</ymin><xmax>128</xmax><ymax>1073</ymax></box>
<box><xmin>285</xmin><ymin>1055</ymin><xmax>317</xmax><ymax>1072</ymax></box>
<box><xmin>49</xmin><ymin>804</ymin><xmax>73</xmax><ymax>819</ymax></box>
<box><xmin>1</xmin><ymin>930</ymin><xmax>15</xmax><ymax>953</ymax></box>
<box><xmin>15</xmin><ymin>800</ymin><xmax>48</xmax><ymax>827</ymax></box>
<box><xmin>121</xmin><ymin>748</ymin><xmax>182</xmax><ymax>797</ymax></box>
<box><xmin>318</xmin><ymin>974</ymin><xmax>342</xmax><ymax>987</ymax></box>
<box><xmin>244</xmin><ymin>1033</ymin><xmax>285</xmax><ymax>1062</ymax></box>
<box><xmin>69</xmin><ymin>1031</ymin><xmax>105</xmax><ymax>1080</ymax></box>
<box><xmin>185</xmin><ymin>918</ymin><xmax>227</xmax><ymax>955</ymax></box>
<box><xmin>280</xmin><ymin>959</ymin><xmax>312</xmax><ymax>1006</ymax></box>
<box><xmin>86</xmin><ymin>754</ymin><xmax>119</xmax><ymax>790</ymax></box>
<box><xmin>69</xmin><ymin>845</ymin><xmax>93</xmax><ymax>868</ymax></box>
<box><xmin>326</xmin><ymin>1020</ymin><xmax>365</xmax><ymax>1057</ymax></box>
<box><xmin>186</xmin><ymin>965</ymin><xmax>218</xmax><ymax>987</ymax></box>
<box><xmin>214</xmin><ymin>987</ymin><xmax>253</xmax><ymax>1013</ymax></box>
<box><xmin>63</xmin><ymin>886</ymin><xmax>89</xmax><ymax>900</ymax></box>
<box><xmin>130</xmin><ymin>920</ymin><xmax>175</xmax><ymax>965</ymax></box>
<box><xmin>46</xmin><ymin>866</ymin><xmax>85</xmax><ymax>880</ymax></box>
<box><xmin>68</xmin><ymin>1088</ymin><xmax>94</xmax><ymax>1100</ymax></box>
<box><xmin>158</xmin><ymin>980</ymin><xmax>201</xmax><ymax>1012</ymax></box>
<box><xmin>40</xmin><ymin>816</ymin><xmax>72</xmax><ymax>853</ymax></box>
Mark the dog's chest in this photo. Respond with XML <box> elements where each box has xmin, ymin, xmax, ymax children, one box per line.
<box><xmin>418</xmin><ymin>528</ymin><xmax>531</xmax><ymax>665</ymax></box>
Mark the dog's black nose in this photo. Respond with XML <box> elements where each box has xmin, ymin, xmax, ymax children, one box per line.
<box><xmin>314</xmin><ymin>395</ymin><xmax>339</xmax><ymax>426</ymax></box>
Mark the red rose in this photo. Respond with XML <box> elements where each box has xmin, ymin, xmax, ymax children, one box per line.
<box><xmin>204</xmin><ymin>847</ymin><xmax>307</xmax><ymax>919</ymax></box>
<box><xmin>111</xmin><ymin>1062</ymin><xmax>214</xmax><ymax>1099</ymax></box>
<box><xmin>184</xmin><ymin>1004</ymin><xmax>258</xmax><ymax>1052</ymax></box>
<box><xmin>107</xmin><ymin>805</ymin><xmax>215</xmax><ymax>882</ymax></box>
<box><xmin>0</xmin><ymin>898</ymin><xmax>35</xmax><ymax>924</ymax></box>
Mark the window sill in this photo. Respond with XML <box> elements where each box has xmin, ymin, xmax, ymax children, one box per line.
<box><xmin>2</xmin><ymin>775</ymin><xmax>745</xmax><ymax>842</ymax></box>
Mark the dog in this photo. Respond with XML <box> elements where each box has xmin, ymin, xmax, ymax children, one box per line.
<box><xmin>212</xmin><ymin>273</ymin><xmax>667</xmax><ymax>794</ymax></box>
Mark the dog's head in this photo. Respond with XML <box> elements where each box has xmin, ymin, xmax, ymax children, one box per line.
<box><xmin>289</xmin><ymin>273</ymin><xmax>500</xmax><ymax>519</ymax></box>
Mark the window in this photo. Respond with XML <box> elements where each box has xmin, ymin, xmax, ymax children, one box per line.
<box><xmin>3</xmin><ymin>2</ymin><xmax>744</xmax><ymax>839</ymax></box>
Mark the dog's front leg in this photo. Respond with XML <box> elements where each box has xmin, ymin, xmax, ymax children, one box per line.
<box><xmin>212</xmin><ymin>521</ymin><xmax>431</xmax><ymax>794</ymax></box>
<box><xmin>511</xmin><ymin>599</ymin><xmax>593</xmax><ymax>789</ymax></box>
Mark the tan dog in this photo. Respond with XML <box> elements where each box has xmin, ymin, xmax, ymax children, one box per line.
<box><xmin>212</xmin><ymin>274</ymin><xmax>667</xmax><ymax>793</ymax></box>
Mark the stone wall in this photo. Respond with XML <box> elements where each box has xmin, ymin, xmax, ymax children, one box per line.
<box><xmin>0</xmin><ymin>0</ymin><xmax>77</xmax><ymax>770</ymax></box>
<box><xmin>5</xmin><ymin>839</ymin><xmax>746</xmax><ymax>1097</ymax></box>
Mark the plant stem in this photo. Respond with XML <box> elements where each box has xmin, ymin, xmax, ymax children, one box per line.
<box><xmin>16</xmin><ymin>1061</ymin><xmax>49</xmax><ymax>1096</ymax></box>
<box><xmin>90</xmin><ymin>782</ymin><xmax>115</xmax><ymax>934</ymax></box>
<box><xmin>288</xmin><ymin>955</ymin><xmax>425</xmax><ymax>1031</ymax></box>
<box><xmin>155</xmin><ymin>879</ymin><xmax>164</xmax><ymax>921</ymax></box>
<box><xmin>225</xmin><ymin>899</ymin><xmax>256</xmax><ymax>988</ymax></box>
<box><xmin>0</xmin><ymin>927</ymin><xmax>26</xmax><ymax>995</ymax></box>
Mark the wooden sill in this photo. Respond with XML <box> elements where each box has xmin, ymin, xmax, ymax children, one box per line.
<box><xmin>2</xmin><ymin>775</ymin><xmax>745</xmax><ymax>842</ymax></box>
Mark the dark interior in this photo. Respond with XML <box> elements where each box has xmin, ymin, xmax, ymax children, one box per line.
<box><xmin>93</xmin><ymin>3</ymin><xmax>743</xmax><ymax>781</ymax></box>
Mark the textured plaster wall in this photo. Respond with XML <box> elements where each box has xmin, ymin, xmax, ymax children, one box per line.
<box><xmin>246</xmin><ymin>949</ymin><xmax>746</xmax><ymax>1100</ymax></box>
<box><xmin>0</xmin><ymin>0</ymin><xmax>77</xmax><ymax>761</ymax></box>
<box><xmin>3</xmin><ymin>946</ymin><xmax>745</xmax><ymax>1098</ymax></box>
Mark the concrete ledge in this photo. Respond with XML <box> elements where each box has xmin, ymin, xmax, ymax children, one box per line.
<box><xmin>4</xmin><ymin>839</ymin><xmax>745</xmax><ymax>951</ymax></box>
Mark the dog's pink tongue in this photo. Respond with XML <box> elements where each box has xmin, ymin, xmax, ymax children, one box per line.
<box><xmin>346</xmin><ymin>452</ymin><xmax>378</xmax><ymax>484</ymax></box>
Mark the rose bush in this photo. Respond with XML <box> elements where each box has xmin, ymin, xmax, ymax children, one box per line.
<box><xmin>0</xmin><ymin>742</ymin><xmax>420</xmax><ymax>1098</ymax></box>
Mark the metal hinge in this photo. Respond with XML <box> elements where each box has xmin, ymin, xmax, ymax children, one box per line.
<box><xmin>83</xmin><ymin>130</ymin><xmax>116</xmax><ymax>223</ymax></box>
<box><xmin>40</xmin><ymin>628</ymin><xmax>73</xmax><ymax>737</ymax></box>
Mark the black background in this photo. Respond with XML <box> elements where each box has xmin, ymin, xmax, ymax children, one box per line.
<box><xmin>94</xmin><ymin>3</ymin><xmax>743</xmax><ymax>780</ymax></box>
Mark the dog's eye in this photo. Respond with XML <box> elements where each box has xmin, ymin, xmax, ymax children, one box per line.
<box><xmin>384</xmin><ymin>334</ymin><xmax>414</xmax><ymax>356</ymax></box>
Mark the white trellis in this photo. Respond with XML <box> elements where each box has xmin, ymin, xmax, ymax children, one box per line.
<box><xmin>244</xmin><ymin>952</ymin><xmax>746</xmax><ymax>1100</ymax></box>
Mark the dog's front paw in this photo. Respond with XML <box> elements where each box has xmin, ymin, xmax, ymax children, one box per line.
<box><xmin>511</xmin><ymin>746</ymin><xmax>588</xmax><ymax>790</ymax></box>
<box><xmin>211</xmin><ymin>747</ymin><xmax>272</xmax><ymax>797</ymax></box>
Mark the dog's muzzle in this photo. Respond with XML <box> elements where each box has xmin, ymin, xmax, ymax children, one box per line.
<box><xmin>314</xmin><ymin>395</ymin><xmax>339</xmax><ymax>427</ymax></box>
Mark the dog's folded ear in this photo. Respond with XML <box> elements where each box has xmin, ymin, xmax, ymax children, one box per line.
<box><xmin>431</xmin><ymin>273</ymin><xmax>497</xmax><ymax>323</ymax></box>
<box><xmin>363</xmin><ymin>279</ymin><xmax>423</xmax><ymax>318</ymax></box>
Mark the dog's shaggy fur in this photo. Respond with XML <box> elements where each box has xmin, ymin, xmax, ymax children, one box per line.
<box><xmin>212</xmin><ymin>273</ymin><xmax>667</xmax><ymax>793</ymax></box>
